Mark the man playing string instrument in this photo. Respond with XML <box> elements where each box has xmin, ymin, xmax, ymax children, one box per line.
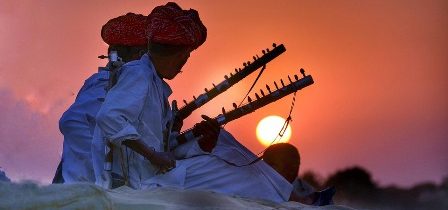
<box><xmin>93</xmin><ymin>3</ymin><xmax>301</xmax><ymax>204</ymax></box>
<box><xmin>93</xmin><ymin>2</ymin><xmax>219</xmax><ymax>189</ymax></box>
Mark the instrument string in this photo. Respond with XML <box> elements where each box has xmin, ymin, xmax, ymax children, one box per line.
<box><xmin>256</xmin><ymin>91</ymin><xmax>297</xmax><ymax>157</ymax></box>
<box><xmin>217</xmin><ymin>63</ymin><xmax>299</xmax><ymax>166</ymax></box>
<box><xmin>206</xmin><ymin>91</ymin><xmax>298</xmax><ymax>168</ymax></box>
<box><xmin>222</xmin><ymin>65</ymin><xmax>266</xmax><ymax>129</ymax></box>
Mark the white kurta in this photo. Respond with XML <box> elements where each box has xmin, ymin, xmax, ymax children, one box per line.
<box><xmin>143</xmin><ymin>130</ymin><xmax>293</xmax><ymax>203</ymax></box>
<box><xmin>93</xmin><ymin>54</ymin><xmax>173</xmax><ymax>189</ymax></box>
<box><xmin>59</xmin><ymin>68</ymin><xmax>109</xmax><ymax>183</ymax></box>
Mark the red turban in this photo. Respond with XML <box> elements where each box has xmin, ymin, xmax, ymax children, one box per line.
<box><xmin>101</xmin><ymin>13</ymin><xmax>147</xmax><ymax>46</ymax></box>
<box><xmin>147</xmin><ymin>2</ymin><xmax>207</xmax><ymax>50</ymax></box>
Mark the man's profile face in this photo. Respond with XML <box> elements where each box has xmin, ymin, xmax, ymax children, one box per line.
<box><xmin>163</xmin><ymin>50</ymin><xmax>191</xmax><ymax>80</ymax></box>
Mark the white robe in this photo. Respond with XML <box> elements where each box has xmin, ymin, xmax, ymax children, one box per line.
<box><xmin>93</xmin><ymin>54</ymin><xmax>178</xmax><ymax>189</ymax></box>
<box><xmin>59</xmin><ymin>68</ymin><xmax>109</xmax><ymax>183</ymax></box>
<box><xmin>143</xmin><ymin>130</ymin><xmax>293</xmax><ymax>203</ymax></box>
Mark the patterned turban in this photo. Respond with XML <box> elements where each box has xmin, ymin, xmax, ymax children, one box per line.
<box><xmin>101</xmin><ymin>13</ymin><xmax>147</xmax><ymax>46</ymax></box>
<box><xmin>147</xmin><ymin>2</ymin><xmax>207</xmax><ymax>50</ymax></box>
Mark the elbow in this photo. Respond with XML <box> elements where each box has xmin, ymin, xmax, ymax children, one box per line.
<box><xmin>59</xmin><ymin>110</ymin><xmax>76</xmax><ymax>134</ymax></box>
<box><xmin>95</xmin><ymin>108</ymin><xmax>124</xmax><ymax>137</ymax></box>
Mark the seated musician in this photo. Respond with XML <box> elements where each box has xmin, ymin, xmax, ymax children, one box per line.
<box><xmin>53</xmin><ymin>13</ymin><xmax>148</xmax><ymax>184</ymax></box>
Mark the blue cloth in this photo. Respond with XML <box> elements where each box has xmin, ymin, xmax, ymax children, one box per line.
<box><xmin>59</xmin><ymin>68</ymin><xmax>109</xmax><ymax>183</ymax></box>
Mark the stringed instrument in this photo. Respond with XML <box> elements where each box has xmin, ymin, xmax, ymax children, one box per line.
<box><xmin>175</xmin><ymin>68</ymin><xmax>314</xmax><ymax>146</ymax></box>
<box><xmin>176</xmin><ymin>43</ymin><xmax>286</xmax><ymax>121</ymax></box>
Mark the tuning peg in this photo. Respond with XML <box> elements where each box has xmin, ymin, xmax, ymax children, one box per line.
<box><xmin>193</xmin><ymin>95</ymin><xmax>197</xmax><ymax>100</ymax></box>
<box><xmin>300</xmin><ymin>68</ymin><xmax>306</xmax><ymax>77</ymax></box>
<box><xmin>224</xmin><ymin>75</ymin><xmax>229</xmax><ymax>80</ymax></box>
<box><xmin>255</xmin><ymin>93</ymin><xmax>260</xmax><ymax>100</ymax></box>
<box><xmin>230</xmin><ymin>72</ymin><xmax>234</xmax><ymax>77</ymax></box>
<box><xmin>262</xmin><ymin>50</ymin><xmax>266</xmax><ymax>54</ymax></box>
<box><xmin>233</xmin><ymin>103</ymin><xmax>238</xmax><ymax>109</ymax></box>
<box><xmin>256</xmin><ymin>54</ymin><xmax>260</xmax><ymax>59</ymax></box>
<box><xmin>204</xmin><ymin>88</ymin><xmax>208</xmax><ymax>92</ymax></box>
<box><xmin>238</xmin><ymin>68</ymin><xmax>242</xmax><ymax>71</ymax></box>
<box><xmin>253</xmin><ymin>56</ymin><xmax>257</xmax><ymax>61</ymax></box>
<box><xmin>294</xmin><ymin>74</ymin><xmax>299</xmax><ymax>80</ymax></box>
<box><xmin>281</xmin><ymin>79</ymin><xmax>285</xmax><ymax>87</ymax></box>
<box><xmin>266</xmin><ymin>48</ymin><xmax>270</xmax><ymax>53</ymax></box>
<box><xmin>212</xmin><ymin>83</ymin><xmax>216</xmax><ymax>88</ymax></box>
<box><xmin>183</xmin><ymin>99</ymin><xmax>188</xmax><ymax>105</ymax></box>
<box><xmin>247</xmin><ymin>61</ymin><xmax>251</xmax><ymax>65</ymax></box>
<box><xmin>260</xmin><ymin>89</ymin><xmax>265</xmax><ymax>97</ymax></box>
<box><xmin>222</xmin><ymin>107</ymin><xmax>226</xmax><ymax>114</ymax></box>
<box><xmin>272</xmin><ymin>43</ymin><xmax>277</xmax><ymax>47</ymax></box>
<box><xmin>274</xmin><ymin>82</ymin><xmax>279</xmax><ymax>90</ymax></box>
<box><xmin>266</xmin><ymin>85</ymin><xmax>271</xmax><ymax>93</ymax></box>
<box><xmin>288</xmin><ymin>75</ymin><xmax>293</xmax><ymax>83</ymax></box>
<box><xmin>243</xmin><ymin>62</ymin><xmax>247</xmax><ymax>67</ymax></box>
<box><xmin>235</xmin><ymin>68</ymin><xmax>238</xmax><ymax>73</ymax></box>
<box><xmin>248</xmin><ymin>96</ymin><xmax>252</xmax><ymax>103</ymax></box>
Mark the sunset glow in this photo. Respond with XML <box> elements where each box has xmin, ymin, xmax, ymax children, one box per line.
<box><xmin>0</xmin><ymin>0</ymin><xmax>446</xmax><ymax>187</ymax></box>
<box><xmin>256</xmin><ymin>115</ymin><xmax>292</xmax><ymax>146</ymax></box>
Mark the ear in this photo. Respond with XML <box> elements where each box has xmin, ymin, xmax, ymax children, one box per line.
<box><xmin>138</xmin><ymin>49</ymin><xmax>146</xmax><ymax>57</ymax></box>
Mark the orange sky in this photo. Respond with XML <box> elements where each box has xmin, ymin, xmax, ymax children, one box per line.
<box><xmin>0</xmin><ymin>0</ymin><xmax>447</xmax><ymax>187</ymax></box>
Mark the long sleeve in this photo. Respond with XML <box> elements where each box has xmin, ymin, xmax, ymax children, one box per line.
<box><xmin>59</xmin><ymin>78</ymin><xmax>95</xmax><ymax>140</ymax></box>
<box><xmin>96</xmin><ymin>65</ymin><xmax>149</xmax><ymax>146</ymax></box>
<box><xmin>59</xmin><ymin>111</ymin><xmax>93</xmax><ymax>153</ymax></box>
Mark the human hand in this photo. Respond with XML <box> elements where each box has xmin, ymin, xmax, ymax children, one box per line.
<box><xmin>172</xmin><ymin>115</ymin><xmax>184</xmax><ymax>133</ymax></box>
<box><xmin>148</xmin><ymin>151</ymin><xmax>176</xmax><ymax>174</ymax></box>
<box><xmin>194</xmin><ymin>115</ymin><xmax>220</xmax><ymax>152</ymax></box>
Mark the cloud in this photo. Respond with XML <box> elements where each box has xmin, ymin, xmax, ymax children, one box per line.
<box><xmin>0</xmin><ymin>88</ymin><xmax>62</xmax><ymax>183</ymax></box>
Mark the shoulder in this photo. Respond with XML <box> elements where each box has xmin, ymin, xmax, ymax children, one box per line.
<box><xmin>119</xmin><ymin>57</ymin><xmax>156</xmax><ymax>81</ymax></box>
<box><xmin>119</xmin><ymin>64</ymin><xmax>151</xmax><ymax>82</ymax></box>
<box><xmin>122</xmin><ymin>58</ymin><xmax>141</xmax><ymax>67</ymax></box>
<box><xmin>81</xmin><ymin>72</ymin><xmax>109</xmax><ymax>90</ymax></box>
<box><xmin>86</xmin><ymin>71</ymin><xmax>109</xmax><ymax>84</ymax></box>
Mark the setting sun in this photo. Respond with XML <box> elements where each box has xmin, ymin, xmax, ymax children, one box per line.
<box><xmin>256</xmin><ymin>115</ymin><xmax>292</xmax><ymax>146</ymax></box>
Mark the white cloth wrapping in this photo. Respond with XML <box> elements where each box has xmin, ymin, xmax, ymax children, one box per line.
<box><xmin>0</xmin><ymin>181</ymin><xmax>357</xmax><ymax>210</ymax></box>
<box><xmin>143</xmin><ymin>130</ymin><xmax>293</xmax><ymax>203</ymax></box>
<box><xmin>59</xmin><ymin>68</ymin><xmax>109</xmax><ymax>183</ymax></box>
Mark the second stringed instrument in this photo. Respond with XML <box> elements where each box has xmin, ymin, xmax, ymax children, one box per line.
<box><xmin>176</xmin><ymin>43</ymin><xmax>286</xmax><ymax>121</ymax></box>
<box><xmin>175</xmin><ymin>68</ymin><xmax>314</xmax><ymax>146</ymax></box>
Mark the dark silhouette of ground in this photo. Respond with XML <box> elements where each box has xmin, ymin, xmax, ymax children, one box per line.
<box><xmin>300</xmin><ymin>166</ymin><xmax>448</xmax><ymax>210</ymax></box>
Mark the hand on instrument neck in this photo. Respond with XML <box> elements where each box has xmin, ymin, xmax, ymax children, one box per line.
<box><xmin>194</xmin><ymin>115</ymin><xmax>221</xmax><ymax>153</ymax></box>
